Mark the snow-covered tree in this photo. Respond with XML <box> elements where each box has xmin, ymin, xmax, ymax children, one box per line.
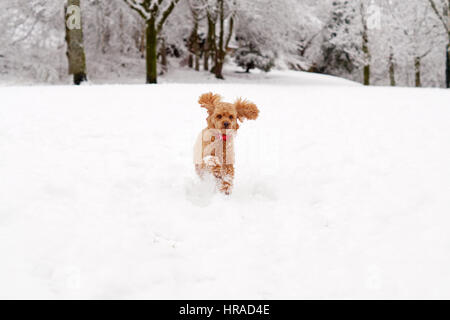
<box><xmin>65</xmin><ymin>0</ymin><xmax>88</xmax><ymax>84</ymax></box>
<box><xmin>320</xmin><ymin>0</ymin><xmax>362</xmax><ymax>78</ymax></box>
<box><xmin>186</xmin><ymin>0</ymin><xmax>206</xmax><ymax>71</ymax></box>
<box><xmin>360</xmin><ymin>1</ymin><xmax>371</xmax><ymax>85</ymax></box>
<box><xmin>122</xmin><ymin>0</ymin><xmax>180</xmax><ymax>83</ymax></box>
<box><xmin>427</xmin><ymin>0</ymin><xmax>449</xmax><ymax>88</ymax></box>
<box><xmin>159</xmin><ymin>0</ymin><xmax>191</xmax><ymax>63</ymax></box>
<box><xmin>234</xmin><ymin>0</ymin><xmax>313</xmax><ymax>71</ymax></box>
<box><xmin>203</xmin><ymin>0</ymin><xmax>236</xmax><ymax>79</ymax></box>
<box><xmin>383</xmin><ymin>0</ymin><xmax>445</xmax><ymax>87</ymax></box>
<box><xmin>234</xmin><ymin>40</ymin><xmax>274</xmax><ymax>72</ymax></box>
<box><xmin>0</xmin><ymin>0</ymin><xmax>67</xmax><ymax>83</ymax></box>
<box><xmin>312</xmin><ymin>0</ymin><xmax>446</xmax><ymax>87</ymax></box>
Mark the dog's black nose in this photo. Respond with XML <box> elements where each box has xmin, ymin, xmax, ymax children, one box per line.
<box><xmin>223</xmin><ymin>122</ymin><xmax>230</xmax><ymax>128</ymax></box>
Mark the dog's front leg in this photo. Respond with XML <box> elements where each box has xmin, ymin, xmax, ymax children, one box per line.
<box><xmin>220</xmin><ymin>164</ymin><xmax>234</xmax><ymax>195</ymax></box>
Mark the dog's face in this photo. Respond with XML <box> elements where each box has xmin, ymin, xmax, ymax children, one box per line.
<box><xmin>210</xmin><ymin>103</ymin><xmax>239</xmax><ymax>130</ymax></box>
<box><xmin>199</xmin><ymin>93</ymin><xmax>259</xmax><ymax>131</ymax></box>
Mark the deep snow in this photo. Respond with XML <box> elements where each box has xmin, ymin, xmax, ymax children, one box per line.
<box><xmin>0</xmin><ymin>71</ymin><xmax>450</xmax><ymax>299</ymax></box>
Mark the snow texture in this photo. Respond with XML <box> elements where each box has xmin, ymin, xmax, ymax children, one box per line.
<box><xmin>0</xmin><ymin>71</ymin><xmax>449</xmax><ymax>299</ymax></box>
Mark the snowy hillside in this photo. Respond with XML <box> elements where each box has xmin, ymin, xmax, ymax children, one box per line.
<box><xmin>0</xmin><ymin>71</ymin><xmax>450</xmax><ymax>299</ymax></box>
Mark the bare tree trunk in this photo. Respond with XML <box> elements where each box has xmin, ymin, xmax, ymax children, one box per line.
<box><xmin>146</xmin><ymin>18</ymin><xmax>158</xmax><ymax>84</ymax></box>
<box><xmin>415</xmin><ymin>56</ymin><xmax>422</xmax><ymax>87</ymax></box>
<box><xmin>445</xmin><ymin>0</ymin><xmax>449</xmax><ymax>88</ymax></box>
<box><xmin>213</xmin><ymin>0</ymin><xmax>234</xmax><ymax>80</ymax></box>
<box><xmin>446</xmin><ymin>42</ymin><xmax>450</xmax><ymax>88</ymax></box>
<box><xmin>427</xmin><ymin>0</ymin><xmax>449</xmax><ymax>88</ymax></box>
<box><xmin>204</xmin><ymin>14</ymin><xmax>213</xmax><ymax>71</ymax></box>
<box><xmin>118</xmin><ymin>10</ymin><xmax>125</xmax><ymax>54</ymax></box>
<box><xmin>195</xmin><ymin>49</ymin><xmax>200</xmax><ymax>71</ymax></box>
<box><xmin>214</xmin><ymin>0</ymin><xmax>225</xmax><ymax>79</ymax></box>
<box><xmin>361</xmin><ymin>2</ymin><xmax>370</xmax><ymax>86</ymax></box>
<box><xmin>193</xmin><ymin>14</ymin><xmax>200</xmax><ymax>71</ymax></box>
<box><xmin>389</xmin><ymin>51</ymin><xmax>396</xmax><ymax>86</ymax></box>
<box><xmin>65</xmin><ymin>0</ymin><xmax>87</xmax><ymax>85</ymax></box>
<box><xmin>203</xmin><ymin>44</ymin><xmax>209</xmax><ymax>71</ymax></box>
<box><xmin>188</xmin><ymin>11</ymin><xmax>200</xmax><ymax>71</ymax></box>
<box><xmin>363</xmin><ymin>62</ymin><xmax>370</xmax><ymax>86</ymax></box>
<box><xmin>205</xmin><ymin>13</ymin><xmax>217</xmax><ymax>72</ymax></box>
<box><xmin>160</xmin><ymin>37</ymin><xmax>167</xmax><ymax>74</ymax></box>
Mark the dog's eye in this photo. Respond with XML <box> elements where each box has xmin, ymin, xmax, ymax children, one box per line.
<box><xmin>229</xmin><ymin>115</ymin><xmax>233</xmax><ymax>120</ymax></box>
<box><xmin>217</xmin><ymin>115</ymin><xmax>222</xmax><ymax>119</ymax></box>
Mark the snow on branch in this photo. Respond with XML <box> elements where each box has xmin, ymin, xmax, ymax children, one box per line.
<box><xmin>157</xmin><ymin>0</ymin><xmax>180</xmax><ymax>32</ymax></box>
<box><xmin>427</xmin><ymin>0</ymin><xmax>449</xmax><ymax>34</ymax></box>
<box><xmin>124</xmin><ymin>0</ymin><xmax>179</xmax><ymax>25</ymax></box>
<box><xmin>123</xmin><ymin>0</ymin><xmax>150</xmax><ymax>20</ymax></box>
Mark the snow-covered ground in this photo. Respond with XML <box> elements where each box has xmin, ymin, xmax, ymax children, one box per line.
<box><xmin>0</xmin><ymin>70</ymin><xmax>450</xmax><ymax>299</ymax></box>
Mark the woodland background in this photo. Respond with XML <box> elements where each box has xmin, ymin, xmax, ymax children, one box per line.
<box><xmin>0</xmin><ymin>0</ymin><xmax>448</xmax><ymax>88</ymax></box>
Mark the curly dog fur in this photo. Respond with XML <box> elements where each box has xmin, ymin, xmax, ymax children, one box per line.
<box><xmin>194</xmin><ymin>92</ymin><xmax>259</xmax><ymax>194</ymax></box>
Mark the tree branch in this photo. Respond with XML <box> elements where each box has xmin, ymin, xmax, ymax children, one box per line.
<box><xmin>225</xmin><ymin>16</ymin><xmax>234</xmax><ymax>50</ymax></box>
<box><xmin>299</xmin><ymin>30</ymin><xmax>322</xmax><ymax>56</ymax></box>
<box><xmin>11</xmin><ymin>12</ymin><xmax>42</xmax><ymax>45</ymax></box>
<box><xmin>150</xmin><ymin>0</ymin><xmax>160</xmax><ymax>15</ymax></box>
<box><xmin>157</xmin><ymin>0</ymin><xmax>179</xmax><ymax>33</ymax></box>
<box><xmin>420</xmin><ymin>47</ymin><xmax>433</xmax><ymax>58</ymax></box>
<box><xmin>123</xmin><ymin>0</ymin><xmax>148</xmax><ymax>20</ymax></box>
<box><xmin>428</xmin><ymin>0</ymin><xmax>449</xmax><ymax>34</ymax></box>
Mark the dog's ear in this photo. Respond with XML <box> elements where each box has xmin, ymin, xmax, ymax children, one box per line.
<box><xmin>235</xmin><ymin>98</ymin><xmax>259</xmax><ymax>122</ymax></box>
<box><xmin>199</xmin><ymin>92</ymin><xmax>221</xmax><ymax>115</ymax></box>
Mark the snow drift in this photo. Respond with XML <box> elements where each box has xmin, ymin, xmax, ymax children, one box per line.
<box><xmin>0</xmin><ymin>71</ymin><xmax>449</xmax><ymax>299</ymax></box>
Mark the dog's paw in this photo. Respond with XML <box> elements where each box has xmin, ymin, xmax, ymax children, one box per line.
<box><xmin>203</xmin><ymin>155</ymin><xmax>221</xmax><ymax>167</ymax></box>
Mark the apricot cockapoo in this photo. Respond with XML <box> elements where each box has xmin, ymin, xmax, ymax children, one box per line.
<box><xmin>194</xmin><ymin>92</ymin><xmax>259</xmax><ymax>194</ymax></box>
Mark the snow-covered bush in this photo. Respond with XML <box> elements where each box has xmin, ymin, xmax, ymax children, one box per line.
<box><xmin>234</xmin><ymin>40</ymin><xmax>274</xmax><ymax>73</ymax></box>
<box><xmin>319</xmin><ymin>0</ymin><xmax>362</xmax><ymax>76</ymax></box>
